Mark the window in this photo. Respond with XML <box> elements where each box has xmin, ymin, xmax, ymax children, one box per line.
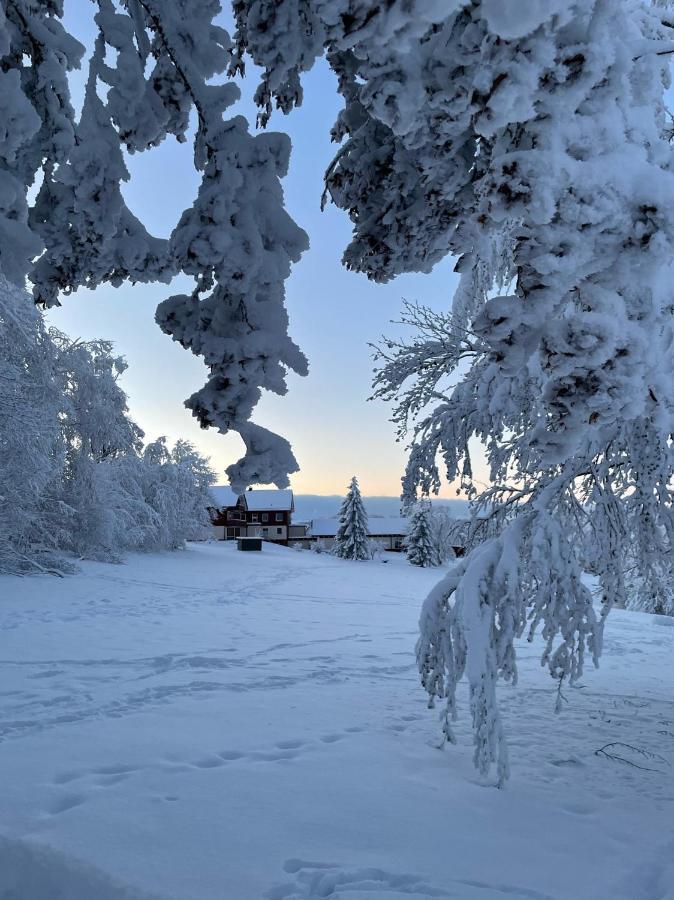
<box><xmin>275</xmin><ymin>512</ymin><xmax>283</xmax><ymax>522</ymax></box>
<box><xmin>262</xmin><ymin>513</ymin><xmax>269</xmax><ymax>522</ymax></box>
<box><xmin>262</xmin><ymin>527</ymin><xmax>269</xmax><ymax>536</ymax></box>
<box><xmin>276</xmin><ymin>527</ymin><xmax>283</xmax><ymax>535</ymax></box>
<box><xmin>251</xmin><ymin>514</ymin><xmax>259</xmax><ymax>523</ymax></box>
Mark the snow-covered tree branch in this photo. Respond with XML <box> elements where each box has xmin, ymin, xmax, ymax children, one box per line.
<box><xmin>226</xmin><ymin>0</ymin><xmax>674</xmax><ymax>779</ymax></box>
<box><xmin>1</xmin><ymin>0</ymin><xmax>308</xmax><ymax>490</ymax></box>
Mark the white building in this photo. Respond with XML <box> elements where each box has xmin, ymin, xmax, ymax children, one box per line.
<box><xmin>308</xmin><ymin>516</ymin><xmax>408</xmax><ymax>552</ymax></box>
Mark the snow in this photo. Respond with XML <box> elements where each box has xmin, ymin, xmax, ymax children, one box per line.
<box><xmin>1</xmin><ymin>543</ymin><xmax>672</xmax><ymax>899</ymax></box>
<box><xmin>310</xmin><ymin>516</ymin><xmax>408</xmax><ymax>537</ymax></box>
<box><xmin>243</xmin><ymin>490</ymin><xmax>294</xmax><ymax>512</ymax></box>
<box><xmin>207</xmin><ymin>485</ymin><xmax>239</xmax><ymax>509</ymax></box>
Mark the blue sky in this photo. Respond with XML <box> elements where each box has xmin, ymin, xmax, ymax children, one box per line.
<box><xmin>49</xmin><ymin>2</ymin><xmax>475</xmax><ymax>497</ymax></box>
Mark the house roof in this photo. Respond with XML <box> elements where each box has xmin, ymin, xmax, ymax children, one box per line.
<box><xmin>243</xmin><ymin>490</ymin><xmax>294</xmax><ymax>512</ymax></box>
<box><xmin>309</xmin><ymin>516</ymin><xmax>408</xmax><ymax>538</ymax></box>
<box><xmin>208</xmin><ymin>485</ymin><xmax>239</xmax><ymax>509</ymax></box>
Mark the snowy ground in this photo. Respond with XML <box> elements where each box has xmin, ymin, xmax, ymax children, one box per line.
<box><xmin>0</xmin><ymin>543</ymin><xmax>673</xmax><ymax>900</ymax></box>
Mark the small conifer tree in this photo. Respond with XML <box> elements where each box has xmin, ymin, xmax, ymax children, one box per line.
<box><xmin>333</xmin><ymin>477</ymin><xmax>372</xmax><ymax>561</ymax></box>
<box><xmin>406</xmin><ymin>504</ymin><xmax>437</xmax><ymax>567</ymax></box>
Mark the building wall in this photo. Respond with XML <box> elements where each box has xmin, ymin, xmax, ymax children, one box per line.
<box><xmin>310</xmin><ymin>535</ymin><xmax>405</xmax><ymax>551</ymax></box>
<box><xmin>246</xmin><ymin>524</ymin><xmax>288</xmax><ymax>541</ymax></box>
<box><xmin>246</xmin><ymin>510</ymin><xmax>289</xmax><ymax>527</ymax></box>
<box><xmin>211</xmin><ymin>504</ymin><xmax>291</xmax><ymax>542</ymax></box>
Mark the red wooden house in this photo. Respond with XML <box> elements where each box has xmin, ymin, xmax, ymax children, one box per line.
<box><xmin>208</xmin><ymin>488</ymin><xmax>303</xmax><ymax>546</ymax></box>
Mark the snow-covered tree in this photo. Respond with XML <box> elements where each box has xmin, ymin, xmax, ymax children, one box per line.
<box><xmin>0</xmin><ymin>277</ymin><xmax>65</xmax><ymax>574</ymax></box>
<box><xmin>226</xmin><ymin>1</ymin><xmax>674</xmax><ymax>780</ymax></box>
<box><xmin>333</xmin><ymin>477</ymin><xmax>372</xmax><ymax>561</ymax></box>
<box><xmin>101</xmin><ymin>438</ymin><xmax>214</xmax><ymax>555</ymax></box>
<box><xmin>428</xmin><ymin>507</ymin><xmax>466</xmax><ymax>565</ymax></box>
<box><xmin>0</xmin><ymin>275</ymin><xmax>214</xmax><ymax>568</ymax></box>
<box><xmin>406</xmin><ymin>504</ymin><xmax>437</xmax><ymax>568</ymax></box>
<box><xmin>47</xmin><ymin>330</ymin><xmax>144</xmax><ymax>560</ymax></box>
<box><xmin>137</xmin><ymin>437</ymin><xmax>214</xmax><ymax>550</ymax></box>
<box><xmin>2</xmin><ymin>0</ymin><xmax>307</xmax><ymax>491</ymax></box>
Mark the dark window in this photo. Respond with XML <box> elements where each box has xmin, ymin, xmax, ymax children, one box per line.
<box><xmin>276</xmin><ymin>527</ymin><xmax>283</xmax><ymax>535</ymax></box>
<box><xmin>262</xmin><ymin>513</ymin><xmax>269</xmax><ymax>522</ymax></box>
<box><xmin>275</xmin><ymin>512</ymin><xmax>283</xmax><ymax>522</ymax></box>
<box><xmin>251</xmin><ymin>514</ymin><xmax>259</xmax><ymax>523</ymax></box>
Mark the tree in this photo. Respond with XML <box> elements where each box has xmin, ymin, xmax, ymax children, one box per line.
<box><xmin>333</xmin><ymin>477</ymin><xmax>372</xmax><ymax>561</ymax></box>
<box><xmin>0</xmin><ymin>277</ymin><xmax>214</xmax><ymax>569</ymax></box>
<box><xmin>428</xmin><ymin>507</ymin><xmax>467</xmax><ymax>565</ymax></box>
<box><xmin>48</xmin><ymin>329</ymin><xmax>144</xmax><ymax>560</ymax></box>
<box><xmin>406</xmin><ymin>504</ymin><xmax>437</xmax><ymax>568</ymax></box>
<box><xmin>2</xmin><ymin>0</ymin><xmax>308</xmax><ymax>491</ymax></box>
<box><xmin>225</xmin><ymin>1</ymin><xmax>674</xmax><ymax>781</ymax></box>
<box><xmin>0</xmin><ymin>277</ymin><xmax>65</xmax><ymax>574</ymax></box>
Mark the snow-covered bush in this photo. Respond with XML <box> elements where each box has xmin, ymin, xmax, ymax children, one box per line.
<box><xmin>333</xmin><ymin>477</ymin><xmax>372</xmax><ymax>561</ymax></box>
<box><xmin>406</xmin><ymin>505</ymin><xmax>437</xmax><ymax>568</ymax></box>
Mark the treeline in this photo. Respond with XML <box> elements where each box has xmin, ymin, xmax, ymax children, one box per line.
<box><xmin>0</xmin><ymin>278</ymin><xmax>214</xmax><ymax>575</ymax></box>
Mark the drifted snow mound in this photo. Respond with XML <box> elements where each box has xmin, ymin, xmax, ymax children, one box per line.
<box><xmin>653</xmin><ymin>614</ymin><xmax>674</xmax><ymax>627</ymax></box>
<box><xmin>0</xmin><ymin>836</ymin><xmax>158</xmax><ymax>900</ymax></box>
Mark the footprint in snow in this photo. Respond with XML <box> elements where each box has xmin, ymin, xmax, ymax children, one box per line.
<box><xmin>47</xmin><ymin>793</ymin><xmax>86</xmax><ymax>815</ymax></box>
<box><xmin>192</xmin><ymin>755</ymin><xmax>225</xmax><ymax>769</ymax></box>
<box><xmin>218</xmin><ymin>750</ymin><xmax>245</xmax><ymax>761</ymax></box>
<box><xmin>269</xmin><ymin>860</ymin><xmax>558</xmax><ymax>900</ymax></box>
<box><xmin>265</xmin><ymin>859</ymin><xmax>451</xmax><ymax>898</ymax></box>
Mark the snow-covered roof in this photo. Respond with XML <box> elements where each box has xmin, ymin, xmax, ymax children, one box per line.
<box><xmin>208</xmin><ymin>485</ymin><xmax>239</xmax><ymax>508</ymax></box>
<box><xmin>309</xmin><ymin>517</ymin><xmax>408</xmax><ymax>537</ymax></box>
<box><xmin>243</xmin><ymin>490</ymin><xmax>294</xmax><ymax>512</ymax></box>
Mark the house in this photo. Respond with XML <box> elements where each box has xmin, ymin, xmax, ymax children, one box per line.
<box><xmin>307</xmin><ymin>516</ymin><xmax>408</xmax><ymax>552</ymax></box>
<box><xmin>208</xmin><ymin>487</ymin><xmax>301</xmax><ymax>545</ymax></box>
<box><xmin>208</xmin><ymin>490</ymin><xmax>418</xmax><ymax>552</ymax></box>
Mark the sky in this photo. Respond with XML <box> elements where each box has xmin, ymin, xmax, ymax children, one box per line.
<box><xmin>49</xmin><ymin>2</ymin><xmax>478</xmax><ymax>498</ymax></box>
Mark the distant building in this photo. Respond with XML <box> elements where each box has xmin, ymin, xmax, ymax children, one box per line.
<box><xmin>208</xmin><ymin>487</ymin><xmax>411</xmax><ymax>551</ymax></box>
<box><xmin>308</xmin><ymin>516</ymin><xmax>408</xmax><ymax>552</ymax></box>
<box><xmin>209</xmin><ymin>488</ymin><xmax>298</xmax><ymax>545</ymax></box>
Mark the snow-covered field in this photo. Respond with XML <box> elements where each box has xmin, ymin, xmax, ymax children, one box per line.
<box><xmin>0</xmin><ymin>543</ymin><xmax>672</xmax><ymax>900</ymax></box>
